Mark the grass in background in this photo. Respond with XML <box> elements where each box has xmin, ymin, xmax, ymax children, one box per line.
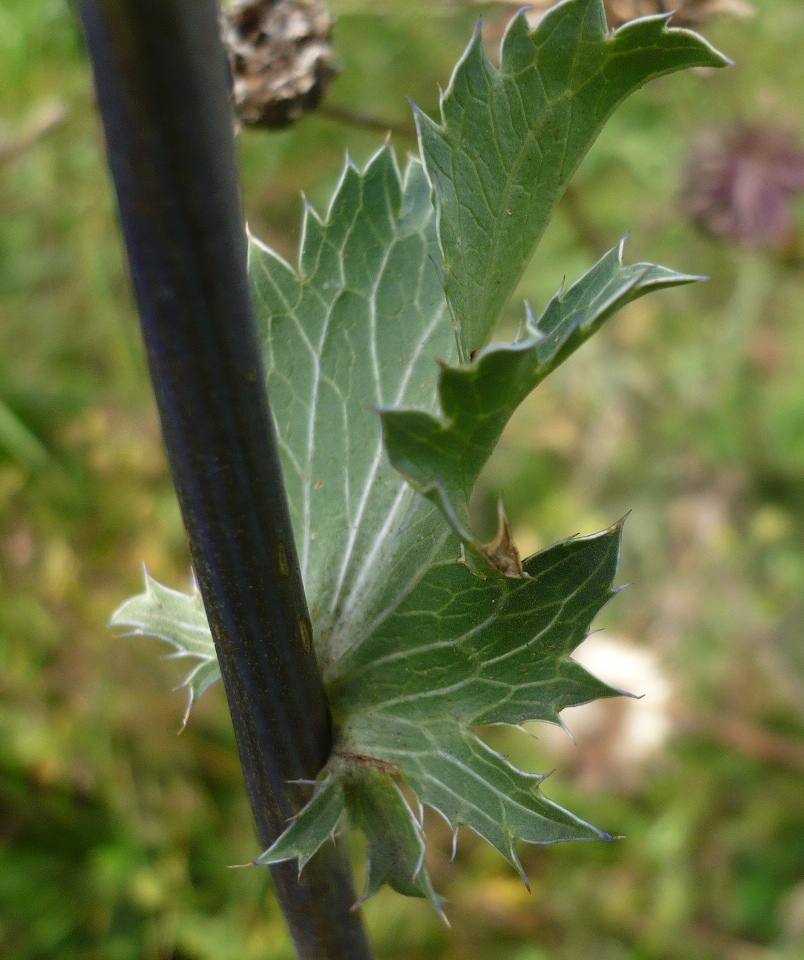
<box><xmin>1</xmin><ymin>1</ymin><xmax>802</xmax><ymax>957</ymax></box>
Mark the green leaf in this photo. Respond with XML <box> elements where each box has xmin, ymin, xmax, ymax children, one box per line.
<box><xmin>380</xmin><ymin>242</ymin><xmax>700</xmax><ymax>571</ymax></box>
<box><xmin>113</xmin><ymin>1</ymin><xmax>727</xmax><ymax>907</ymax></box>
<box><xmin>255</xmin><ymin>774</ymin><xmax>346</xmax><ymax>872</ymax></box>
<box><xmin>111</xmin><ymin>148</ymin><xmax>454</xmax><ymax>702</ymax></box>
<box><xmin>111</xmin><ymin>149</ymin><xmax>454</xmax><ymax>699</ymax></box>
<box><xmin>259</xmin><ymin>521</ymin><xmax>623</xmax><ymax>903</ymax></box>
<box><xmin>256</xmin><ymin>763</ymin><xmax>441</xmax><ymax>911</ymax></box>
<box><xmin>338</xmin><ymin>762</ymin><xmax>441</xmax><ymax>911</ymax></box>
<box><xmin>110</xmin><ymin>573</ymin><xmax>217</xmax><ymax>728</ymax></box>
<box><xmin>415</xmin><ymin>0</ymin><xmax>729</xmax><ymax>357</ymax></box>
<box><xmin>249</xmin><ymin>148</ymin><xmax>457</xmax><ymax>665</ymax></box>
<box><xmin>111</xmin><ymin>147</ymin><xmax>628</xmax><ymax>906</ymax></box>
<box><xmin>325</xmin><ymin>522</ymin><xmax>624</xmax><ymax>874</ymax></box>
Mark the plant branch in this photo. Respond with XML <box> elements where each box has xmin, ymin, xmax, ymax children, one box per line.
<box><xmin>317</xmin><ymin>102</ymin><xmax>418</xmax><ymax>140</ymax></box>
<box><xmin>77</xmin><ymin>1</ymin><xmax>372</xmax><ymax>956</ymax></box>
<box><xmin>0</xmin><ymin>101</ymin><xmax>69</xmax><ymax>164</ymax></box>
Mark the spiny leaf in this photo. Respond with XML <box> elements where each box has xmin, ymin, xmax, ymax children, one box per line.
<box><xmin>322</xmin><ymin>523</ymin><xmax>624</xmax><ymax>872</ymax></box>
<box><xmin>114</xmin><ymin>149</ymin><xmax>452</xmax><ymax>702</ymax></box>
<box><xmin>257</xmin><ymin>764</ymin><xmax>442</xmax><ymax>912</ymax></box>
<box><xmin>113</xmin><ymin>149</ymin><xmax>629</xmax><ymax>905</ymax></box>
<box><xmin>415</xmin><ymin>0</ymin><xmax>729</xmax><ymax>357</ymax></box>
<box><xmin>249</xmin><ymin>148</ymin><xmax>456</xmax><ymax>664</ymax></box>
<box><xmin>327</xmin><ymin>523</ymin><xmax>624</xmax><ymax>727</ymax></box>
<box><xmin>380</xmin><ymin>242</ymin><xmax>700</xmax><ymax>571</ymax></box>
<box><xmin>259</xmin><ymin>521</ymin><xmax>623</xmax><ymax>898</ymax></box>
<box><xmin>255</xmin><ymin>773</ymin><xmax>346</xmax><ymax>872</ymax></box>
<box><xmin>110</xmin><ymin>573</ymin><xmax>217</xmax><ymax>727</ymax></box>
<box><xmin>339</xmin><ymin>763</ymin><xmax>442</xmax><ymax>911</ymax></box>
<box><xmin>113</xmin><ymin>1</ymin><xmax>727</xmax><ymax>908</ymax></box>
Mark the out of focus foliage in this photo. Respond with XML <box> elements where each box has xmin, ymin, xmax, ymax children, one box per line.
<box><xmin>1</xmin><ymin>1</ymin><xmax>803</xmax><ymax>958</ymax></box>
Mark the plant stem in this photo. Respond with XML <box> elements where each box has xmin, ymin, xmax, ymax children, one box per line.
<box><xmin>317</xmin><ymin>102</ymin><xmax>418</xmax><ymax>141</ymax></box>
<box><xmin>77</xmin><ymin>1</ymin><xmax>372</xmax><ymax>956</ymax></box>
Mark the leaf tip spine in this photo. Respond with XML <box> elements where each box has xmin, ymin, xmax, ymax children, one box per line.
<box><xmin>557</xmin><ymin>716</ymin><xmax>577</xmax><ymax>745</ymax></box>
<box><xmin>616</xmin><ymin>8</ymin><xmax>732</xmax><ymax>69</ymax></box>
<box><xmin>610</xmin><ymin>510</ymin><xmax>630</xmax><ymax>534</ymax></box>
<box><xmin>507</xmin><ymin>841</ymin><xmax>530</xmax><ymax>890</ymax></box>
<box><xmin>436</xmin><ymin>17</ymin><xmax>484</xmax><ymax>121</ymax></box>
<box><xmin>178</xmin><ymin>702</ymin><xmax>191</xmax><ymax>733</ymax></box>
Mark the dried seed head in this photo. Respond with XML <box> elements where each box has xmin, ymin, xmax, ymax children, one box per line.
<box><xmin>682</xmin><ymin>123</ymin><xmax>804</xmax><ymax>248</ymax></box>
<box><xmin>221</xmin><ymin>0</ymin><xmax>338</xmax><ymax>129</ymax></box>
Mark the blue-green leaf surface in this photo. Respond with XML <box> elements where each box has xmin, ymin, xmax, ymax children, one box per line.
<box><xmin>110</xmin><ymin>573</ymin><xmax>217</xmax><ymax>728</ymax></box>
<box><xmin>380</xmin><ymin>242</ymin><xmax>700</xmax><ymax>570</ymax></box>
<box><xmin>326</xmin><ymin>523</ymin><xmax>624</xmax><ymax>868</ymax></box>
<box><xmin>415</xmin><ymin>0</ymin><xmax>728</xmax><ymax>356</ymax></box>
<box><xmin>112</xmin><ymin>1</ymin><xmax>726</xmax><ymax>907</ymax></box>
<box><xmin>255</xmin><ymin>773</ymin><xmax>346</xmax><ymax>872</ymax></box>
<box><xmin>248</xmin><ymin>150</ymin><xmax>455</xmax><ymax>665</ymax></box>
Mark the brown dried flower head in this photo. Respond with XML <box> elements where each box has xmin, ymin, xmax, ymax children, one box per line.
<box><xmin>682</xmin><ymin>124</ymin><xmax>804</xmax><ymax>248</ymax></box>
<box><xmin>221</xmin><ymin>0</ymin><xmax>338</xmax><ymax>129</ymax></box>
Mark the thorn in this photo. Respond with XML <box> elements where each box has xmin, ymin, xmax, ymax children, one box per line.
<box><xmin>558</xmin><ymin>716</ymin><xmax>576</xmax><ymax>745</ymax></box>
<box><xmin>522</xmin><ymin>302</ymin><xmax>542</xmax><ymax>341</ymax></box>
<box><xmin>429</xmin><ymin>805</ymin><xmax>454</xmax><ymax>834</ymax></box>
<box><xmin>450</xmin><ymin>828</ymin><xmax>459</xmax><ymax>862</ymax></box>
<box><xmin>416</xmin><ymin>797</ymin><xmax>425</xmax><ymax>828</ymax></box>
<box><xmin>611</xmin><ymin>510</ymin><xmax>632</xmax><ymax>532</ymax></box>
<box><xmin>413</xmin><ymin>845</ymin><xmax>426</xmax><ymax>881</ymax></box>
<box><xmin>480</xmin><ymin>500</ymin><xmax>523</xmax><ymax>578</ymax></box>
<box><xmin>514</xmin><ymin>722</ymin><xmax>537</xmax><ymax>741</ymax></box>
<box><xmin>178</xmin><ymin>705</ymin><xmax>190</xmax><ymax>734</ymax></box>
<box><xmin>428</xmin><ymin>253</ymin><xmax>445</xmax><ymax>288</ymax></box>
<box><xmin>508</xmin><ymin>842</ymin><xmax>530</xmax><ymax>892</ymax></box>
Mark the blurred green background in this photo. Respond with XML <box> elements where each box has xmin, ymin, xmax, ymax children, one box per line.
<box><xmin>1</xmin><ymin>1</ymin><xmax>803</xmax><ymax>957</ymax></box>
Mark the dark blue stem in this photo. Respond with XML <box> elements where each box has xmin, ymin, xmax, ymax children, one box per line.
<box><xmin>77</xmin><ymin>1</ymin><xmax>372</xmax><ymax>956</ymax></box>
